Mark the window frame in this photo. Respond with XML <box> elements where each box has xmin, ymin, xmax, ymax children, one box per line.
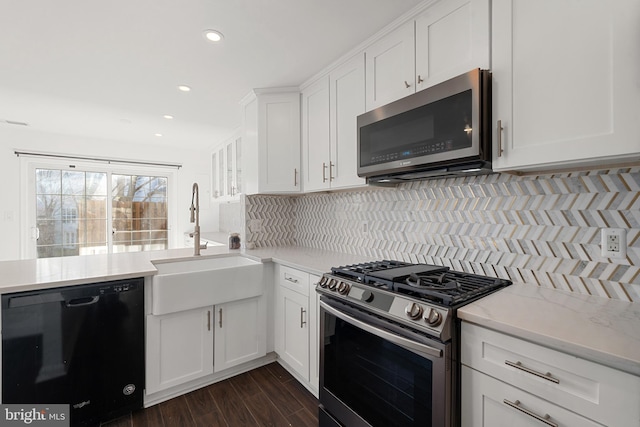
<box><xmin>20</xmin><ymin>156</ymin><xmax>179</xmax><ymax>259</ymax></box>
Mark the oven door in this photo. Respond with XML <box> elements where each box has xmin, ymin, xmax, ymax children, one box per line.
<box><xmin>319</xmin><ymin>296</ymin><xmax>451</xmax><ymax>427</ymax></box>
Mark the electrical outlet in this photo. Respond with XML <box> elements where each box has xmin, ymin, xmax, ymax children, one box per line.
<box><xmin>601</xmin><ymin>228</ymin><xmax>627</xmax><ymax>259</ymax></box>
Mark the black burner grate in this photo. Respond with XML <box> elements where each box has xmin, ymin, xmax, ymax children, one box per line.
<box><xmin>395</xmin><ymin>272</ymin><xmax>510</xmax><ymax>306</ymax></box>
<box><xmin>331</xmin><ymin>260</ymin><xmax>412</xmax><ymax>282</ymax></box>
<box><xmin>329</xmin><ymin>260</ymin><xmax>511</xmax><ymax>307</ymax></box>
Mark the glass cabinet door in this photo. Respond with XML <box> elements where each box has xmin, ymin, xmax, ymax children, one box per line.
<box><xmin>211</xmin><ymin>152</ymin><xmax>219</xmax><ymax>198</ymax></box>
<box><xmin>234</xmin><ymin>137</ymin><xmax>242</xmax><ymax>195</ymax></box>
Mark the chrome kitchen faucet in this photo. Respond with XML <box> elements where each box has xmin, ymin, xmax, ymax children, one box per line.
<box><xmin>189</xmin><ymin>182</ymin><xmax>207</xmax><ymax>256</ymax></box>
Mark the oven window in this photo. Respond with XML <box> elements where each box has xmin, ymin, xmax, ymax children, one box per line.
<box><xmin>324</xmin><ymin>315</ymin><xmax>433</xmax><ymax>426</ymax></box>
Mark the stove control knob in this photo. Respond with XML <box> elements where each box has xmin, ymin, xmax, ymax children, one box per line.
<box><xmin>423</xmin><ymin>308</ymin><xmax>442</xmax><ymax>327</ymax></box>
<box><xmin>405</xmin><ymin>302</ymin><xmax>423</xmax><ymax>320</ymax></box>
<box><xmin>328</xmin><ymin>279</ymin><xmax>338</xmax><ymax>291</ymax></box>
<box><xmin>361</xmin><ymin>290</ymin><xmax>374</xmax><ymax>303</ymax></box>
<box><xmin>337</xmin><ymin>282</ymin><xmax>350</xmax><ymax>295</ymax></box>
<box><xmin>318</xmin><ymin>277</ymin><xmax>329</xmax><ymax>288</ymax></box>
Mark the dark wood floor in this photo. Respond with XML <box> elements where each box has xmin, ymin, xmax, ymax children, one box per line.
<box><xmin>101</xmin><ymin>362</ymin><xmax>319</xmax><ymax>427</ymax></box>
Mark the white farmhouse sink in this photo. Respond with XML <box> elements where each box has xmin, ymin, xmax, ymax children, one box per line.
<box><xmin>151</xmin><ymin>255</ymin><xmax>264</xmax><ymax>315</ymax></box>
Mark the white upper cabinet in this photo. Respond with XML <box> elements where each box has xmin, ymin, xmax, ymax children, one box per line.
<box><xmin>365</xmin><ymin>21</ymin><xmax>415</xmax><ymax>110</ymax></box>
<box><xmin>301</xmin><ymin>77</ymin><xmax>331</xmax><ymax>192</ymax></box>
<box><xmin>415</xmin><ymin>0</ymin><xmax>490</xmax><ymax>89</ymax></box>
<box><xmin>211</xmin><ymin>132</ymin><xmax>242</xmax><ymax>200</ymax></box>
<box><xmin>241</xmin><ymin>89</ymin><xmax>301</xmax><ymax>194</ymax></box>
<box><xmin>365</xmin><ymin>0</ymin><xmax>489</xmax><ymax>110</ymax></box>
<box><xmin>302</xmin><ymin>54</ymin><xmax>366</xmax><ymax>192</ymax></box>
<box><xmin>492</xmin><ymin>0</ymin><xmax>640</xmax><ymax>172</ymax></box>
<box><xmin>329</xmin><ymin>55</ymin><xmax>367</xmax><ymax>190</ymax></box>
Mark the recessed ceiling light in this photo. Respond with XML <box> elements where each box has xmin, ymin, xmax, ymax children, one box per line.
<box><xmin>203</xmin><ymin>30</ymin><xmax>224</xmax><ymax>42</ymax></box>
<box><xmin>155</xmin><ymin>133</ymin><xmax>163</xmax><ymax>137</ymax></box>
<box><xmin>177</xmin><ymin>85</ymin><xmax>191</xmax><ymax>92</ymax></box>
<box><xmin>163</xmin><ymin>115</ymin><xmax>174</xmax><ymax>119</ymax></box>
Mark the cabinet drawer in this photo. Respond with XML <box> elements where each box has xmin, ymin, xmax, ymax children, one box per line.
<box><xmin>461</xmin><ymin>366</ymin><xmax>603</xmax><ymax>427</ymax></box>
<box><xmin>461</xmin><ymin>323</ymin><xmax>640</xmax><ymax>427</ymax></box>
<box><xmin>278</xmin><ymin>265</ymin><xmax>310</xmax><ymax>296</ymax></box>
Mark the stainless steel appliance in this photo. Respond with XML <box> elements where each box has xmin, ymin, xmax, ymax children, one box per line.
<box><xmin>317</xmin><ymin>261</ymin><xmax>511</xmax><ymax>427</ymax></box>
<box><xmin>357</xmin><ymin>69</ymin><xmax>491</xmax><ymax>183</ymax></box>
<box><xmin>2</xmin><ymin>278</ymin><xmax>144</xmax><ymax>426</ymax></box>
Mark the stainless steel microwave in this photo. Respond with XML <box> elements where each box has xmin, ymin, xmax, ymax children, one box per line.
<box><xmin>357</xmin><ymin>69</ymin><xmax>491</xmax><ymax>183</ymax></box>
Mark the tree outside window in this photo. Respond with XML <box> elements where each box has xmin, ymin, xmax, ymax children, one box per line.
<box><xmin>35</xmin><ymin>169</ymin><xmax>168</xmax><ymax>258</ymax></box>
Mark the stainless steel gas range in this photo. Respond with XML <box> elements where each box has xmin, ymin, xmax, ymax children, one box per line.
<box><xmin>316</xmin><ymin>260</ymin><xmax>511</xmax><ymax>427</ymax></box>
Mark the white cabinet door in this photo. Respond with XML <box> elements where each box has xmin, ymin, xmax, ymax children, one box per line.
<box><xmin>492</xmin><ymin>0</ymin><xmax>640</xmax><ymax>171</ymax></box>
<box><xmin>213</xmin><ymin>297</ymin><xmax>266</xmax><ymax>373</ymax></box>
<box><xmin>275</xmin><ymin>284</ymin><xmax>310</xmax><ymax>381</ymax></box>
<box><xmin>365</xmin><ymin>20</ymin><xmax>415</xmax><ymax>110</ymax></box>
<box><xmin>301</xmin><ymin>77</ymin><xmax>331</xmax><ymax>192</ymax></box>
<box><xmin>329</xmin><ymin>54</ymin><xmax>367</xmax><ymax>190</ymax></box>
<box><xmin>211</xmin><ymin>134</ymin><xmax>242</xmax><ymax>200</ymax></box>
<box><xmin>415</xmin><ymin>0</ymin><xmax>490</xmax><ymax>89</ymax></box>
<box><xmin>308</xmin><ymin>274</ymin><xmax>321</xmax><ymax>393</ymax></box>
<box><xmin>242</xmin><ymin>90</ymin><xmax>301</xmax><ymax>194</ymax></box>
<box><xmin>301</xmin><ymin>54</ymin><xmax>367</xmax><ymax>193</ymax></box>
<box><xmin>461</xmin><ymin>366</ymin><xmax>602</xmax><ymax>427</ymax></box>
<box><xmin>146</xmin><ymin>306</ymin><xmax>214</xmax><ymax>394</ymax></box>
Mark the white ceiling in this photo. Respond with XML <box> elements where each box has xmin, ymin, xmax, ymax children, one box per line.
<box><xmin>0</xmin><ymin>0</ymin><xmax>424</xmax><ymax>151</ymax></box>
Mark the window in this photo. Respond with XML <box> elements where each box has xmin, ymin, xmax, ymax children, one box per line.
<box><xmin>24</xmin><ymin>159</ymin><xmax>176</xmax><ymax>259</ymax></box>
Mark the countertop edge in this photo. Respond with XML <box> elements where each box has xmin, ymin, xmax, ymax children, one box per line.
<box><xmin>458</xmin><ymin>285</ymin><xmax>640</xmax><ymax>377</ymax></box>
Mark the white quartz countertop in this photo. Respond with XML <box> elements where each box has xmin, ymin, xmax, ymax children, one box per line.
<box><xmin>0</xmin><ymin>246</ymin><xmax>237</xmax><ymax>293</ymax></box>
<box><xmin>0</xmin><ymin>245</ymin><xmax>369</xmax><ymax>293</ymax></box>
<box><xmin>3</xmin><ymin>246</ymin><xmax>638</xmax><ymax>378</ymax></box>
<box><xmin>458</xmin><ymin>284</ymin><xmax>640</xmax><ymax>377</ymax></box>
<box><xmin>242</xmin><ymin>246</ymin><xmax>374</xmax><ymax>276</ymax></box>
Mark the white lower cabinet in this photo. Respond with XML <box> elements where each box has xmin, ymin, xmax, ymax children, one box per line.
<box><xmin>308</xmin><ymin>273</ymin><xmax>321</xmax><ymax>392</ymax></box>
<box><xmin>213</xmin><ymin>296</ymin><xmax>267</xmax><ymax>373</ymax></box>
<box><xmin>273</xmin><ymin>264</ymin><xmax>320</xmax><ymax>395</ymax></box>
<box><xmin>146</xmin><ymin>306</ymin><xmax>214</xmax><ymax>395</ymax></box>
<box><xmin>277</xmin><ymin>286</ymin><xmax>309</xmax><ymax>378</ymax></box>
<box><xmin>461</xmin><ymin>322</ymin><xmax>640</xmax><ymax>427</ymax></box>
<box><xmin>461</xmin><ymin>366</ymin><xmax>602</xmax><ymax>427</ymax></box>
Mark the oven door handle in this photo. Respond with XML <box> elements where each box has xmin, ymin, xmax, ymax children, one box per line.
<box><xmin>320</xmin><ymin>301</ymin><xmax>443</xmax><ymax>359</ymax></box>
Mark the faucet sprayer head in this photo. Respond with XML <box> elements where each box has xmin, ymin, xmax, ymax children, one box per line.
<box><xmin>189</xmin><ymin>203</ymin><xmax>195</xmax><ymax>223</ymax></box>
<box><xmin>189</xmin><ymin>183</ymin><xmax>198</xmax><ymax>223</ymax></box>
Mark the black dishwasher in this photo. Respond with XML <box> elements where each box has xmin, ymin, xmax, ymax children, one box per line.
<box><xmin>2</xmin><ymin>277</ymin><xmax>144</xmax><ymax>426</ymax></box>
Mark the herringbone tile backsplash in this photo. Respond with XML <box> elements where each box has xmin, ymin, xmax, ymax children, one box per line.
<box><xmin>244</xmin><ymin>168</ymin><xmax>640</xmax><ymax>302</ymax></box>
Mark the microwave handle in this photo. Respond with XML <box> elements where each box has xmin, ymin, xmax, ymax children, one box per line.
<box><xmin>320</xmin><ymin>300</ymin><xmax>443</xmax><ymax>359</ymax></box>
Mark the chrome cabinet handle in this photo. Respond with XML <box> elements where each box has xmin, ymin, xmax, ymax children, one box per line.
<box><xmin>322</xmin><ymin>162</ymin><xmax>328</xmax><ymax>182</ymax></box>
<box><xmin>207</xmin><ymin>310</ymin><xmax>211</xmax><ymax>331</ymax></box>
<box><xmin>294</xmin><ymin>168</ymin><xmax>298</xmax><ymax>186</ymax></box>
<box><xmin>417</xmin><ymin>75</ymin><xmax>424</xmax><ymax>84</ymax></box>
<box><xmin>218</xmin><ymin>308</ymin><xmax>223</xmax><ymax>328</ymax></box>
<box><xmin>404</xmin><ymin>80</ymin><xmax>411</xmax><ymax>88</ymax></box>
<box><xmin>320</xmin><ymin>301</ymin><xmax>442</xmax><ymax>359</ymax></box>
<box><xmin>505</xmin><ymin>360</ymin><xmax>559</xmax><ymax>384</ymax></box>
<box><xmin>300</xmin><ymin>307</ymin><xmax>307</xmax><ymax>328</ymax></box>
<box><xmin>503</xmin><ymin>399</ymin><xmax>558</xmax><ymax>427</ymax></box>
<box><xmin>329</xmin><ymin>162</ymin><xmax>335</xmax><ymax>181</ymax></box>
<box><xmin>497</xmin><ymin>120</ymin><xmax>504</xmax><ymax>157</ymax></box>
<box><xmin>285</xmin><ymin>275</ymin><xmax>299</xmax><ymax>284</ymax></box>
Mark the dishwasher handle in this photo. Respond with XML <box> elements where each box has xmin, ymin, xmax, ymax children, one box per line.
<box><xmin>66</xmin><ymin>296</ymin><xmax>100</xmax><ymax>307</ymax></box>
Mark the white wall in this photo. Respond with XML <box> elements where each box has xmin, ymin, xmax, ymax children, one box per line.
<box><xmin>0</xmin><ymin>126</ymin><xmax>218</xmax><ymax>261</ymax></box>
